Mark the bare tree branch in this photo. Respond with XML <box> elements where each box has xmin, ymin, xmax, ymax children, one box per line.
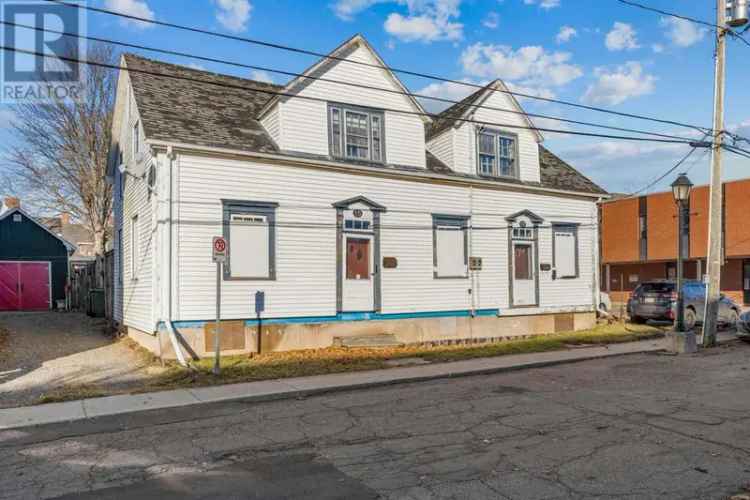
<box><xmin>2</xmin><ymin>43</ymin><xmax>116</xmax><ymax>255</ymax></box>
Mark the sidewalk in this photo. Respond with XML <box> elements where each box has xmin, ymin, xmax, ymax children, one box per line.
<box><xmin>0</xmin><ymin>337</ymin><xmax>674</xmax><ymax>430</ymax></box>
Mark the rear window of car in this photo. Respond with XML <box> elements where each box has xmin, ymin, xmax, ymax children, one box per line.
<box><xmin>636</xmin><ymin>282</ymin><xmax>675</xmax><ymax>294</ymax></box>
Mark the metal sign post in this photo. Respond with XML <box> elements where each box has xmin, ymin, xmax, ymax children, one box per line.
<box><xmin>255</xmin><ymin>291</ymin><xmax>265</xmax><ymax>356</ymax></box>
<box><xmin>212</xmin><ymin>237</ymin><xmax>228</xmax><ymax>375</ymax></box>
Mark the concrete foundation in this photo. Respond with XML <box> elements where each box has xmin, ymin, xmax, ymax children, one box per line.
<box><xmin>130</xmin><ymin>311</ymin><xmax>597</xmax><ymax>360</ymax></box>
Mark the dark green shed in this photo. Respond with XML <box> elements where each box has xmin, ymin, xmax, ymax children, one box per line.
<box><xmin>0</xmin><ymin>208</ymin><xmax>73</xmax><ymax>311</ymax></box>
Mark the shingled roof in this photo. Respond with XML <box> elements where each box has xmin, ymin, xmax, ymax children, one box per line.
<box><xmin>124</xmin><ymin>54</ymin><xmax>606</xmax><ymax>196</ymax></box>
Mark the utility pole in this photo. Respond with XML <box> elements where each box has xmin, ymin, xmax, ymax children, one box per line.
<box><xmin>703</xmin><ymin>0</ymin><xmax>728</xmax><ymax>347</ymax></box>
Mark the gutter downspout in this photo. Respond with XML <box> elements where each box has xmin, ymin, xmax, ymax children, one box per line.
<box><xmin>594</xmin><ymin>196</ymin><xmax>603</xmax><ymax>315</ymax></box>
<box><xmin>163</xmin><ymin>146</ymin><xmax>188</xmax><ymax>367</ymax></box>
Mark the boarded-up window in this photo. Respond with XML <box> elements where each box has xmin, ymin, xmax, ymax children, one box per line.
<box><xmin>230</xmin><ymin>214</ymin><xmax>269</xmax><ymax>278</ymax></box>
<box><xmin>553</xmin><ymin>225</ymin><xmax>578</xmax><ymax>279</ymax></box>
<box><xmin>223</xmin><ymin>201</ymin><xmax>277</xmax><ymax>280</ymax></box>
<box><xmin>514</xmin><ymin>244</ymin><xmax>532</xmax><ymax>280</ymax></box>
<box><xmin>346</xmin><ymin>238</ymin><xmax>370</xmax><ymax>280</ymax></box>
<box><xmin>433</xmin><ymin>215</ymin><xmax>468</xmax><ymax>278</ymax></box>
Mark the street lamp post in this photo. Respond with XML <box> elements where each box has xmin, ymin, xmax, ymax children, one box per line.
<box><xmin>671</xmin><ymin>173</ymin><xmax>694</xmax><ymax>332</ymax></box>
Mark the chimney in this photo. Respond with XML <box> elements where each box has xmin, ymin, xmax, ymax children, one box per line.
<box><xmin>60</xmin><ymin>213</ymin><xmax>70</xmax><ymax>226</ymax></box>
<box><xmin>4</xmin><ymin>197</ymin><xmax>20</xmax><ymax>210</ymax></box>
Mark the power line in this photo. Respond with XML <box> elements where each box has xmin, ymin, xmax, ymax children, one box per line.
<box><xmin>0</xmin><ymin>19</ymin><xmax>697</xmax><ymax>144</ymax></box>
<box><xmin>0</xmin><ymin>44</ymin><xmax>702</xmax><ymax>146</ymax></box>
<box><xmin>42</xmin><ymin>0</ymin><xmax>715</xmax><ymax>135</ymax></box>
<box><xmin>615</xmin><ymin>0</ymin><xmax>750</xmax><ymax>48</ymax></box>
<box><xmin>627</xmin><ymin>146</ymin><xmax>699</xmax><ymax>197</ymax></box>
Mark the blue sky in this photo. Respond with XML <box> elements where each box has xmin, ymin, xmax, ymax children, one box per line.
<box><xmin>2</xmin><ymin>0</ymin><xmax>749</xmax><ymax>195</ymax></box>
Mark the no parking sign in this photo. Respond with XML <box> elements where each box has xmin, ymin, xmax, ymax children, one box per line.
<box><xmin>212</xmin><ymin>236</ymin><xmax>228</xmax><ymax>263</ymax></box>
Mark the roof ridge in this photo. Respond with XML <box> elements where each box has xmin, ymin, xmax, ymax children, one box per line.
<box><xmin>122</xmin><ymin>52</ymin><xmax>285</xmax><ymax>90</ymax></box>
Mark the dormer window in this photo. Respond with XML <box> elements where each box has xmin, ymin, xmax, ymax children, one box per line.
<box><xmin>329</xmin><ymin>103</ymin><xmax>384</xmax><ymax>163</ymax></box>
<box><xmin>477</xmin><ymin>128</ymin><xmax>518</xmax><ymax>178</ymax></box>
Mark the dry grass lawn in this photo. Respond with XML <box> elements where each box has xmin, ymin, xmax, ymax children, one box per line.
<box><xmin>34</xmin><ymin>322</ymin><xmax>665</xmax><ymax>405</ymax></box>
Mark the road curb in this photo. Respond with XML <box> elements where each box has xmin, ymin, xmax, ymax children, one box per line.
<box><xmin>0</xmin><ymin>339</ymin><xmax>669</xmax><ymax>431</ymax></box>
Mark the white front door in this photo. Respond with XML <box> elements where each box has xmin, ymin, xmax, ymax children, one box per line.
<box><xmin>512</xmin><ymin>241</ymin><xmax>537</xmax><ymax>307</ymax></box>
<box><xmin>342</xmin><ymin>234</ymin><xmax>375</xmax><ymax>312</ymax></box>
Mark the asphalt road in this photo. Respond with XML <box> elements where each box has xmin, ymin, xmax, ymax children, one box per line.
<box><xmin>1</xmin><ymin>342</ymin><xmax>750</xmax><ymax>500</ymax></box>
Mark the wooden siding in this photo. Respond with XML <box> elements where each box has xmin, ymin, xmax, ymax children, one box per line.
<box><xmin>426</xmin><ymin>128</ymin><xmax>454</xmax><ymax>169</ymax></box>
<box><xmin>0</xmin><ymin>211</ymin><xmax>68</xmax><ymax>304</ymax></box>
<box><xmin>275</xmin><ymin>43</ymin><xmax>426</xmax><ymax>168</ymax></box>
<box><xmin>259</xmin><ymin>104</ymin><xmax>280</xmax><ymax>147</ymax></box>
<box><xmin>600</xmin><ymin>197</ymin><xmax>639</xmax><ymax>264</ymax></box>
<box><xmin>646</xmin><ymin>192</ymin><xmax>678</xmax><ymax>261</ymax></box>
<box><xmin>112</xmin><ymin>73</ymin><xmax>156</xmax><ymax>333</ymax></box>
<box><xmin>174</xmin><ymin>153</ymin><xmax>598</xmax><ymax>322</ymax></box>
<box><xmin>451</xmin><ymin>90</ymin><xmax>541</xmax><ymax>182</ymax></box>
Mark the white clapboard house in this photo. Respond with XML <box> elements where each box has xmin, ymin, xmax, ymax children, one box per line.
<box><xmin>108</xmin><ymin>35</ymin><xmax>608</xmax><ymax>358</ymax></box>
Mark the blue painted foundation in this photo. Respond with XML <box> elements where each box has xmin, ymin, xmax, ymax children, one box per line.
<box><xmin>160</xmin><ymin>308</ymin><xmax>501</xmax><ymax>331</ymax></box>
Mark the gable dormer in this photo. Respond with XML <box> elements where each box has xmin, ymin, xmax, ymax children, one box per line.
<box><xmin>258</xmin><ymin>35</ymin><xmax>431</xmax><ymax>169</ymax></box>
<box><xmin>426</xmin><ymin>80</ymin><xmax>543</xmax><ymax>183</ymax></box>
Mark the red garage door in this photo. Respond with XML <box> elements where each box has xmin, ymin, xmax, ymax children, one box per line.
<box><xmin>0</xmin><ymin>262</ymin><xmax>51</xmax><ymax>311</ymax></box>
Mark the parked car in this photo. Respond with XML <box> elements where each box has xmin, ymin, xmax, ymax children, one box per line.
<box><xmin>627</xmin><ymin>280</ymin><xmax>741</xmax><ymax>330</ymax></box>
<box><xmin>736</xmin><ymin>310</ymin><xmax>750</xmax><ymax>341</ymax></box>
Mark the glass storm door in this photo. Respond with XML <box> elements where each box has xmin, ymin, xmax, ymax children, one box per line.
<box><xmin>342</xmin><ymin>236</ymin><xmax>374</xmax><ymax>312</ymax></box>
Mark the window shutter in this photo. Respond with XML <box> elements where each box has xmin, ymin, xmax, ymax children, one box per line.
<box><xmin>554</xmin><ymin>228</ymin><xmax>577</xmax><ymax>278</ymax></box>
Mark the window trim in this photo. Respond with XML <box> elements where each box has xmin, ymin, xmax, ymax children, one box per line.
<box><xmin>432</xmin><ymin>214</ymin><xmax>470</xmax><ymax>279</ymax></box>
<box><xmin>328</xmin><ymin>102</ymin><xmax>386</xmax><ymax>164</ymax></box>
<box><xmin>221</xmin><ymin>199</ymin><xmax>279</xmax><ymax>281</ymax></box>
<box><xmin>551</xmin><ymin>223</ymin><xmax>580</xmax><ymax>280</ymax></box>
<box><xmin>475</xmin><ymin>127</ymin><xmax>519</xmax><ymax>179</ymax></box>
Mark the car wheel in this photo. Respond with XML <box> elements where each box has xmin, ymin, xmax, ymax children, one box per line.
<box><xmin>684</xmin><ymin>308</ymin><xmax>697</xmax><ymax>331</ymax></box>
<box><xmin>630</xmin><ymin>315</ymin><xmax>646</xmax><ymax>324</ymax></box>
<box><xmin>726</xmin><ymin>309</ymin><xmax>740</xmax><ymax>330</ymax></box>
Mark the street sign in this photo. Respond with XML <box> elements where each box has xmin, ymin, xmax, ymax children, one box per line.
<box><xmin>212</xmin><ymin>236</ymin><xmax>228</xmax><ymax>263</ymax></box>
<box><xmin>255</xmin><ymin>291</ymin><xmax>265</xmax><ymax>314</ymax></box>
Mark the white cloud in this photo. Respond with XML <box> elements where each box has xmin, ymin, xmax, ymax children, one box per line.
<box><xmin>582</xmin><ymin>62</ymin><xmax>656</xmax><ymax>106</ymax></box>
<box><xmin>651</xmin><ymin>43</ymin><xmax>665</xmax><ymax>53</ymax></box>
<box><xmin>482</xmin><ymin>11</ymin><xmax>500</xmax><ymax>29</ymax></box>
<box><xmin>605</xmin><ymin>22</ymin><xmax>640</xmax><ymax>51</ymax></box>
<box><xmin>556</xmin><ymin>25</ymin><xmax>577</xmax><ymax>44</ymax></box>
<box><xmin>332</xmin><ymin>0</ymin><xmax>464</xmax><ymax>42</ymax></box>
<box><xmin>103</xmin><ymin>0</ymin><xmax>155</xmax><ymax>29</ymax></box>
<box><xmin>460</xmin><ymin>43</ymin><xmax>583</xmax><ymax>89</ymax></box>
<box><xmin>417</xmin><ymin>79</ymin><xmax>480</xmax><ymax>113</ymax></box>
<box><xmin>186</xmin><ymin>63</ymin><xmax>206</xmax><ymax>71</ymax></box>
<box><xmin>332</xmin><ymin>0</ymin><xmax>385</xmax><ymax>20</ymax></box>
<box><xmin>384</xmin><ymin>0</ymin><xmax>463</xmax><ymax>42</ymax></box>
<box><xmin>214</xmin><ymin>0</ymin><xmax>252</xmax><ymax>33</ymax></box>
<box><xmin>660</xmin><ymin>17</ymin><xmax>707</xmax><ymax>47</ymax></box>
<box><xmin>523</xmin><ymin>0</ymin><xmax>560</xmax><ymax>9</ymax></box>
<box><xmin>249</xmin><ymin>70</ymin><xmax>274</xmax><ymax>84</ymax></box>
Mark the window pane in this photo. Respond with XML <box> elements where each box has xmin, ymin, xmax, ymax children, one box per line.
<box><xmin>436</xmin><ymin>225</ymin><xmax>465</xmax><ymax>277</ymax></box>
<box><xmin>346</xmin><ymin>238</ymin><xmax>370</xmax><ymax>280</ymax></box>
<box><xmin>331</xmin><ymin>108</ymin><xmax>342</xmax><ymax>157</ymax></box>
<box><xmin>230</xmin><ymin>213</ymin><xmax>269</xmax><ymax>278</ymax></box>
<box><xmin>499</xmin><ymin>158</ymin><xmax>514</xmax><ymax>177</ymax></box>
<box><xmin>345</xmin><ymin>111</ymin><xmax>369</xmax><ymax>159</ymax></box>
<box><xmin>478</xmin><ymin>133</ymin><xmax>495</xmax><ymax>154</ymax></box>
<box><xmin>498</xmin><ymin>136</ymin><xmax>515</xmax><ymax>176</ymax></box>
<box><xmin>554</xmin><ymin>229</ymin><xmax>576</xmax><ymax>278</ymax></box>
<box><xmin>479</xmin><ymin>154</ymin><xmax>495</xmax><ymax>175</ymax></box>
<box><xmin>514</xmin><ymin>245</ymin><xmax>531</xmax><ymax>280</ymax></box>
<box><xmin>371</xmin><ymin>115</ymin><xmax>382</xmax><ymax>162</ymax></box>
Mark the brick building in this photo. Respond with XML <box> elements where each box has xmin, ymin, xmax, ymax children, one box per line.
<box><xmin>600</xmin><ymin>178</ymin><xmax>750</xmax><ymax>306</ymax></box>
